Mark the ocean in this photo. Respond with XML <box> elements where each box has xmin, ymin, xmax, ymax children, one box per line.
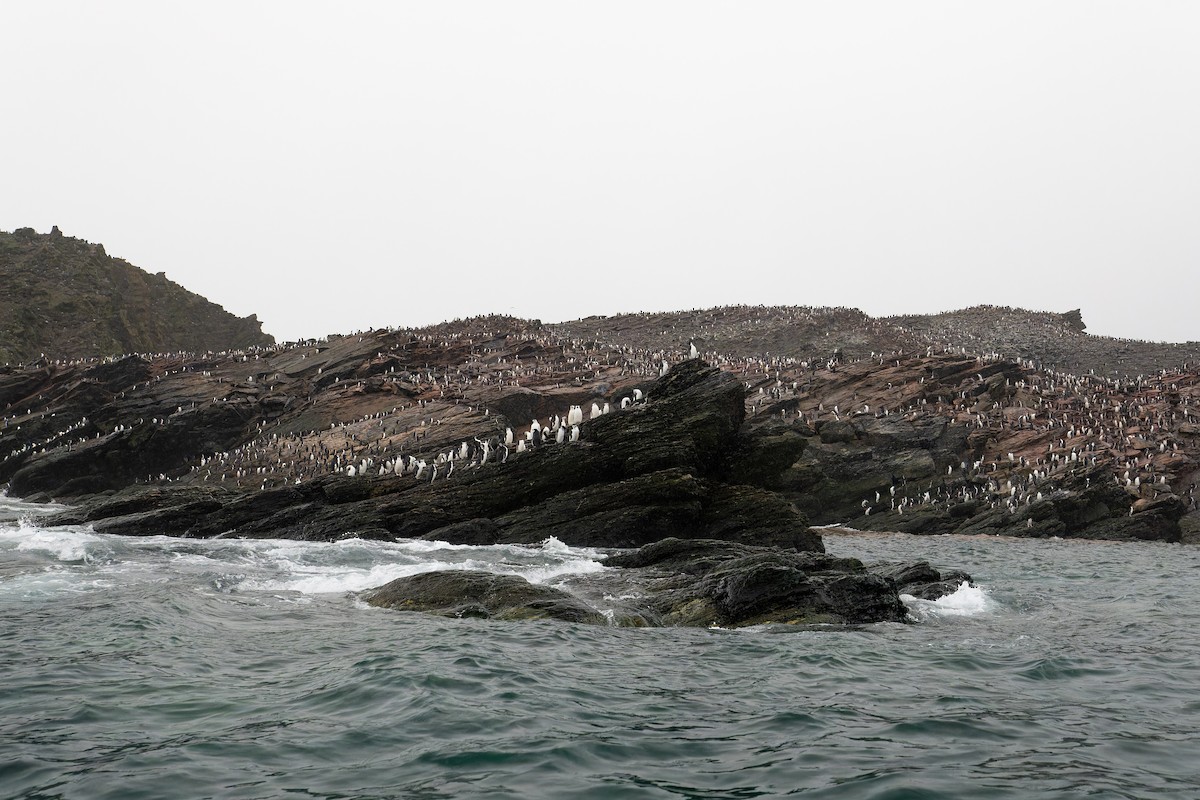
<box><xmin>2</xmin><ymin>494</ymin><xmax>1198</xmax><ymax>800</ymax></box>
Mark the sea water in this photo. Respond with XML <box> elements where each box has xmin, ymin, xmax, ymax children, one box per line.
<box><xmin>2</xmin><ymin>494</ymin><xmax>1199</xmax><ymax>799</ymax></box>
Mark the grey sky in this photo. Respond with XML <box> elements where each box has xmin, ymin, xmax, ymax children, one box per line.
<box><xmin>4</xmin><ymin>2</ymin><xmax>1198</xmax><ymax>343</ymax></box>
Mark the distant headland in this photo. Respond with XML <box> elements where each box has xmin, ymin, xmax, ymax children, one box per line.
<box><xmin>0</xmin><ymin>227</ymin><xmax>273</xmax><ymax>363</ymax></box>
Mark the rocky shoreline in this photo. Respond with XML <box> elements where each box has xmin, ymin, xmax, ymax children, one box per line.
<box><xmin>3</xmin><ymin>309</ymin><xmax>1198</xmax><ymax>625</ymax></box>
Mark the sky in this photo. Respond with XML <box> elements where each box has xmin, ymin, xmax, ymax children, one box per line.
<box><xmin>3</xmin><ymin>2</ymin><xmax>1198</xmax><ymax>343</ymax></box>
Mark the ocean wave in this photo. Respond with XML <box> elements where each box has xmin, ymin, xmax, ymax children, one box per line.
<box><xmin>2</xmin><ymin>519</ymin><xmax>104</xmax><ymax>563</ymax></box>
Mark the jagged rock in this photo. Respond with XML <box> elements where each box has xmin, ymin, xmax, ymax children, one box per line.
<box><xmin>41</xmin><ymin>360</ymin><xmax>820</xmax><ymax>550</ymax></box>
<box><xmin>7</xmin><ymin>303</ymin><xmax>1199</xmax><ymax>546</ymax></box>
<box><xmin>363</xmin><ymin>539</ymin><xmax>925</xmax><ymax>628</ymax></box>
<box><xmin>868</xmin><ymin>560</ymin><xmax>973</xmax><ymax>600</ymax></box>
<box><xmin>600</xmin><ymin>538</ymin><xmax>907</xmax><ymax>627</ymax></box>
<box><xmin>8</xmin><ymin>399</ymin><xmax>254</xmax><ymax>497</ymax></box>
<box><xmin>780</xmin><ymin>413</ymin><xmax>970</xmax><ymax>522</ymax></box>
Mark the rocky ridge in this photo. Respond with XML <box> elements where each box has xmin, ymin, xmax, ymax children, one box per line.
<box><xmin>0</xmin><ymin>227</ymin><xmax>273</xmax><ymax>363</ymax></box>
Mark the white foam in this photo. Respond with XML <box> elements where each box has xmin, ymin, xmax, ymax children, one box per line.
<box><xmin>1</xmin><ymin>569</ymin><xmax>115</xmax><ymax>599</ymax></box>
<box><xmin>242</xmin><ymin>559</ymin><xmax>462</xmax><ymax>594</ymax></box>
<box><xmin>5</xmin><ymin>520</ymin><xmax>101</xmax><ymax>563</ymax></box>
<box><xmin>522</xmin><ymin>557</ymin><xmax>607</xmax><ymax>585</ymax></box>
<box><xmin>0</xmin><ymin>492</ymin><xmax>70</xmax><ymax>519</ymax></box>
<box><xmin>388</xmin><ymin>538</ymin><xmax>480</xmax><ymax>554</ymax></box>
<box><xmin>234</xmin><ymin>535</ymin><xmax>610</xmax><ymax>595</ymax></box>
<box><xmin>1</xmin><ymin>520</ymin><xmax>611</xmax><ymax>599</ymax></box>
<box><xmin>902</xmin><ymin>581</ymin><xmax>996</xmax><ymax>621</ymax></box>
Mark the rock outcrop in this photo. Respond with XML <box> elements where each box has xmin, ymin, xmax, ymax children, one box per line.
<box><xmin>0</xmin><ymin>227</ymin><xmax>273</xmax><ymax>363</ymax></box>
<box><xmin>41</xmin><ymin>360</ymin><xmax>823</xmax><ymax>551</ymax></box>
<box><xmin>363</xmin><ymin>539</ymin><xmax>973</xmax><ymax>628</ymax></box>
<box><xmin>4</xmin><ymin>307</ymin><xmax>1197</xmax><ymax>544</ymax></box>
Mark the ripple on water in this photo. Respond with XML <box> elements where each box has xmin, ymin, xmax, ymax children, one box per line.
<box><xmin>4</xmin><ymin>517</ymin><xmax>1200</xmax><ymax>799</ymax></box>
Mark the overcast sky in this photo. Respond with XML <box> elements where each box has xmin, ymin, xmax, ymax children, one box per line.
<box><xmin>3</xmin><ymin>2</ymin><xmax>1198</xmax><ymax>343</ymax></box>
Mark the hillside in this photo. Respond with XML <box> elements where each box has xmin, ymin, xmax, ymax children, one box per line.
<box><xmin>548</xmin><ymin>306</ymin><xmax>929</xmax><ymax>364</ymax></box>
<box><xmin>887</xmin><ymin>305</ymin><xmax>1200</xmax><ymax>377</ymax></box>
<box><xmin>549</xmin><ymin>305</ymin><xmax>1200</xmax><ymax>379</ymax></box>
<box><xmin>0</xmin><ymin>227</ymin><xmax>273</xmax><ymax>363</ymax></box>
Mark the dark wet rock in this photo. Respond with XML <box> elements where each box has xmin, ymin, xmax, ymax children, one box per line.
<box><xmin>722</xmin><ymin>422</ymin><xmax>809</xmax><ymax>489</ymax></box>
<box><xmin>85</xmin><ymin>356</ymin><xmax>154</xmax><ymax>392</ymax></box>
<box><xmin>419</xmin><ymin>518</ymin><xmax>503</xmax><ymax>545</ymax></box>
<box><xmin>773</xmin><ymin>412</ymin><xmax>976</xmax><ymax>524</ymax></box>
<box><xmin>363</xmin><ymin>571</ymin><xmax>607</xmax><ymax>624</ymax></box>
<box><xmin>363</xmin><ymin>539</ymin><xmax>924</xmax><ymax>628</ymax></box>
<box><xmin>9</xmin><ymin>401</ymin><xmax>253</xmax><ymax>497</ymax></box>
<box><xmin>600</xmin><ymin>538</ymin><xmax>907</xmax><ymax>627</ymax></box>
<box><xmin>868</xmin><ymin>560</ymin><xmax>973</xmax><ymax>601</ymax></box>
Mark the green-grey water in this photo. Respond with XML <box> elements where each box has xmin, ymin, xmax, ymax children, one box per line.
<box><xmin>3</xmin><ymin>496</ymin><xmax>1199</xmax><ymax>799</ymax></box>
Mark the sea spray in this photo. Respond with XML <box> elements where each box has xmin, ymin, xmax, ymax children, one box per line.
<box><xmin>901</xmin><ymin>580</ymin><xmax>996</xmax><ymax>621</ymax></box>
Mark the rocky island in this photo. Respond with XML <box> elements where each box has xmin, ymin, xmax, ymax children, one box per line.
<box><xmin>4</xmin><ymin>231</ymin><xmax>1200</xmax><ymax>625</ymax></box>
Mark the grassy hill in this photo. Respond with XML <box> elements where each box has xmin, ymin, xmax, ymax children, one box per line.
<box><xmin>0</xmin><ymin>227</ymin><xmax>273</xmax><ymax>362</ymax></box>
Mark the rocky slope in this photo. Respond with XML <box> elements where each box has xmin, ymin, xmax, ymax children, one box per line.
<box><xmin>2</xmin><ymin>306</ymin><xmax>1197</xmax><ymax>546</ymax></box>
<box><xmin>0</xmin><ymin>227</ymin><xmax>273</xmax><ymax>363</ymax></box>
<box><xmin>551</xmin><ymin>304</ymin><xmax>1200</xmax><ymax>379</ymax></box>
<box><xmin>887</xmin><ymin>305</ymin><xmax>1200</xmax><ymax>378</ymax></box>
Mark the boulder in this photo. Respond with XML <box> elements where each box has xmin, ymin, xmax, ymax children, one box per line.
<box><xmin>601</xmin><ymin>538</ymin><xmax>908</xmax><ymax>627</ymax></box>
<box><xmin>364</xmin><ymin>571</ymin><xmax>607</xmax><ymax>624</ymax></box>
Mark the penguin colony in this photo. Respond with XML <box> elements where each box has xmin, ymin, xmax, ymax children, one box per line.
<box><xmin>2</xmin><ymin>306</ymin><xmax>1198</xmax><ymax>528</ymax></box>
